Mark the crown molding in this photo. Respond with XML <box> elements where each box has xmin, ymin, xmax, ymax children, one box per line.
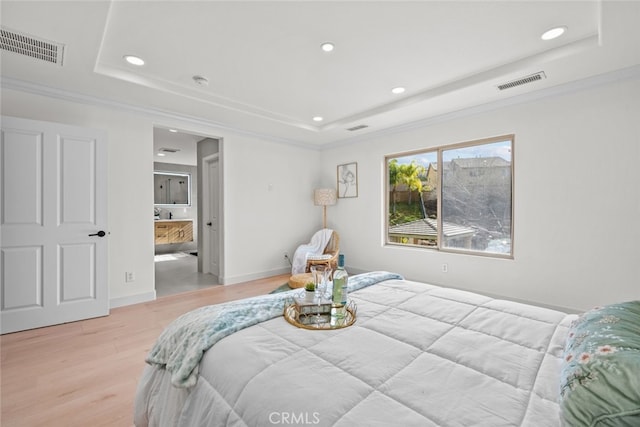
<box><xmin>3</xmin><ymin>63</ymin><xmax>639</xmax><ymax>151</ymax></box>
<box><xmin>323</xmin><ymin>64</ymin><xmax>640</xmax><ymax>149</ymax></box>
<box><xmin>0</xmin><ymin>77</ymin><xmax>315</xmax><ymax>150</ymax></box>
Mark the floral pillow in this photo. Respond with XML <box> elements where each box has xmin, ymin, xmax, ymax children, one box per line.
<box><xmin>560</xmin><ymin>300</ymin><xmax>640</xmax><ymax>426</ymax></box>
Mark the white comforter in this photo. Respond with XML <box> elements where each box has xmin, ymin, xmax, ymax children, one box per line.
<box><xmin>134</xmin><ymin>278</ymin><xmax>576</xmax><ymax>426</ymax></box>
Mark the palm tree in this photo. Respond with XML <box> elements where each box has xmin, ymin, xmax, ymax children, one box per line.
<box><xmin>389</xmin><ymin>159</ymin><xmax>426</xmax><ymax>216</ymax></box>
<box><xmin>400</xmin><ymin>161</ymin><xmax>424</xmax><ymax>205</ymax></box>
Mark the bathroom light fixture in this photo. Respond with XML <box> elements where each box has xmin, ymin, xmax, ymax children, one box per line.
<box><xmin>320</xmin><ymin>42</ymin><xmax>334</xmax><ymax>52</ymax></box>
<box><xmin>313</xmin><ymin>116</ymin><xmax>324</xmax><ymax>122</ymax></box>
<box><xmin>157</xmin><ymin>153</ymin><xmax>166</xmax><ymax>157</ymax></box>
<box><xmin>541</xmin><ymin>26</ymin><xmax>567</xmax><ymax>41</ymax></box>
<box><xmin>123</xmin><ymin>55</ymin><xmax>144</xmax><ymax>66</ymax></box>
<box><xmin>391</xmin><ymin>87</ymin><xmax>406</xmax><ymax>94</ymax></box>
<box><xmin>169</xmin><ymin>129</ymin><xmax>177</xmax><ymax>133</ymax></box>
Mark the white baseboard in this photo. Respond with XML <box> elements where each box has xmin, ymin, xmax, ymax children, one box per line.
<box><xmin>110</xmin><ymin>290</ymin><xmax>156</xmax><ymax>309</ymax></box>
<box><xmin>222</xmin><ymin>267</ymin><xmax>291</xmax><ymax>285</ymax></box>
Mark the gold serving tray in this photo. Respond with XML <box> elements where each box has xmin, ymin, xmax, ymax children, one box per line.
<box><xmin>283</xmin><ymin>300</ymin><xmax>357</xmax><ymax>330</ymax></box>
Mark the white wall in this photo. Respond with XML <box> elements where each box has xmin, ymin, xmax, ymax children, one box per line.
<box><xmin>1</xmin><ymin>88</ymin><xmax>320</xmax><ymax>305</ymax></box>
<box><xmin>4</xmin><ymin>74</ymin><xmax>638</xmax><ymax>312</ymax></box>
<box><xmin>321</xmin><ymin>75</ymin><xmax>640</xmax><ymax>312</ymax></box>
<box><xmin>221</xmin><ymin>135</ymin><xmax>323</xmax><ymax>284</ymax></box>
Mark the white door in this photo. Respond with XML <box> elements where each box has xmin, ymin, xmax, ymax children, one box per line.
<box><xmin>203</xmin><ymin>154</ymin><xmax>220</xmax><ymax>276</ymax></box>
<box><xmin>1</xmin><ymin>116</ymin><xmax>108</xmax><ymax>334</ymax></box>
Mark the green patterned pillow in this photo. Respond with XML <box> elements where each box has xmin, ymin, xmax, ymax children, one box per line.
<box><xmin>560</xmin><ymin>300</ymin><xmax>640</xmax><ymax>426</ymax></box>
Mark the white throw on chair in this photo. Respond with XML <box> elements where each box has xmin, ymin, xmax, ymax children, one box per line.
<box><xmin>291</xmin><ymin>229</ymin><xmax>338</xmax><ymax>275</ymax></box>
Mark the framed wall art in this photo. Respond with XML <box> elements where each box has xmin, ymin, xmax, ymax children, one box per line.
<box><xmin>337</xmin><ymin>162</ymin><xmax>358</xmax><ymax>198</ymax></box>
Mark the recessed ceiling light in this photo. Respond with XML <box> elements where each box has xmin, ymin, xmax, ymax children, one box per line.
<box><xmin>313</xmin><ymin>116</ymin><xmax>324</xmax><ymax>122</ymax></box>
<box><xmin>541</xmin><ymin>26</ymin><xmax>567</xmax><ymax>41</ymax></box>
<box><xmin>320</xmin><ymin>42</ymin><xmax>334</xmax><ymax>52</ymax></box>
<box><xmin>123</xmin><ymin>55</ymin><xmax>145</xmax><ymax>66</ymax></box>
<box><xmin>391</xmin><ymin>87</ymin><xmax>406</xmax><ymax>95</ymax></box>
<box><xmin>169</xmin><ymin>129</ymin><xmax>178</xmax><ymax>133</ymax></box>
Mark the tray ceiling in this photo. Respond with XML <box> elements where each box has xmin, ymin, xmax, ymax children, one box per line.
<box><xmin>1</xmin><ymin>1</ymin><xmax>639</xmax><ymax>145</ymax></box>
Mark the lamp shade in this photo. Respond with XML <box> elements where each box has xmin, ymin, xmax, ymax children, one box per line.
<box><xmin>314</xmin><ymin>188</ymin><xmax>337</xmax><ymax>206</ymax></box>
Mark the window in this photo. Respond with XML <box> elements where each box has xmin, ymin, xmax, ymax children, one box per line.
<box><xmin>386</xmin><ymin>135</ymin><xmax>513</xmax><ymax>257</ymax></box>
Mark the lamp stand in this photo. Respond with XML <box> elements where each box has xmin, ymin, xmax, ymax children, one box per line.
<box><xmin>322</xmin><ymin>206</ymin><xmax>327</xmax><ymax>229</ymax></box>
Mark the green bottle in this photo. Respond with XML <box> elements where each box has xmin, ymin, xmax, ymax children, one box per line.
<box><xmin>332</xmin><ymin>254</ymin><xmax>348</xmax><ymax>308</ymax></box>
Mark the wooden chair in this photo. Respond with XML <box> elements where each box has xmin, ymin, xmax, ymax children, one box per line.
<box><xmin>305</xmin><ymin>230</ymin><xmax>340</xmax><ymax>273</ymax></box>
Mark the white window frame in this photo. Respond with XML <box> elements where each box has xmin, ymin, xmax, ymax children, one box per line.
<box><xmin>385</xmin><ymin>134</ymin><xmax>514</xmax><ymax>259</ymax></box>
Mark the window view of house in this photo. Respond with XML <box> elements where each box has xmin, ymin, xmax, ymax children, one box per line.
<box><xmin>387</xmin><ymin>136</ymin><xmax>513</xmax><ymax>257</ymax></box>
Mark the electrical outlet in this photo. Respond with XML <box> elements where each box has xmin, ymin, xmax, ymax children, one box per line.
<box><xmin>442</xmin><ymin>263</ymin><xmax>448</xmax><ymax>273</ymax></box>
<box><xmin>125</xmin><ymin>271</ymin><xmax>135</xmax><ymax>282</ymax></box>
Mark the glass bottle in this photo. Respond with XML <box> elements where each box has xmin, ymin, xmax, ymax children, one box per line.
<box><xmin>332</xmin><ymin>254</ymin><xmax>348</xmax><ymax>310</ymax></box>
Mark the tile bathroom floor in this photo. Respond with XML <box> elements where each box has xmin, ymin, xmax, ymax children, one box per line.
<box><xmin>154</xmin><ymin>252</ymin><xmax>219</xmax><ymax>297</ymax></box>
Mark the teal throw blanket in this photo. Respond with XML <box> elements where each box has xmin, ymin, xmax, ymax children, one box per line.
<box><xmin>146</xmin><ymin>271</ymin><xmax>403</xmax><ymax>388</ymax></box>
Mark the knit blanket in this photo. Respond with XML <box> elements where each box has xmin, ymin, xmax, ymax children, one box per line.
<box><xmin>145</xmin><ymin>271</ymin><xmax>403</xmax><ymax>388</ymax></box>
<box><xmin>291</xmin><ymin>228</ymin><xmax>333</xmax><ymax>274</ymax></box>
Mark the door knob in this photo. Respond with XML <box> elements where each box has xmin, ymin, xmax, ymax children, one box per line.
<box><xmin>89</xmin><ymin>231</ymin><xmax>106</xmax><ymax>237</ymax></box>
<box><xmin>206</xmin><ymin>222</ymin><xmax>212</xmax><ymax>226</ymax></box>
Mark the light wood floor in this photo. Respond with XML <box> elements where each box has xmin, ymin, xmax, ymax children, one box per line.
<box><xmin>0</xmin><ymin>274</ymin><xmax>290</xmax><ymax>427</ymax></box>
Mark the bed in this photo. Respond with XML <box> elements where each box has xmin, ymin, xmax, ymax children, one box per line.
<box><xmin>134</xmin><ymin>272</ymin><xmax>640</xmax><ymax>426</ymax></box>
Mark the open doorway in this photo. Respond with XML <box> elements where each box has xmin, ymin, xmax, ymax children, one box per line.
<box><xmin>153</xmin><ymin>127</ymin><xmax>221</xmax><ymax>296</ymax></box>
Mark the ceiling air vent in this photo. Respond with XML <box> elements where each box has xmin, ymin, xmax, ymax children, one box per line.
<box><xmin>0</xmin><ymin>27</ymin><xmax>64</xmax><ymax>65</ymax></box>
<box><xmin>497</xmin><ymin>72</ymin><xmax>546</xmax><ymax>91</ymax></box>
<box><xmin>346</xmin><ymin>124</ymin><xmax>369</xmax><ymax>132</ymax></box>
<box><xmin>159</xmin><ymin>148</ymin><xmax>181</xmax><ymax>153</ymax></box>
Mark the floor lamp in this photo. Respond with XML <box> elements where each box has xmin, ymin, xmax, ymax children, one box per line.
<box><xmin>314</xmin><ymin>188</ymin><xmax>337</xmax><ymax>229</ymax></box>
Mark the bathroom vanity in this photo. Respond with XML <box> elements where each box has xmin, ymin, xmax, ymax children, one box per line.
<box><xmin>154</xmin><ymin>219</ymin><xmax>193</xmax><ymax>245</ymax></box>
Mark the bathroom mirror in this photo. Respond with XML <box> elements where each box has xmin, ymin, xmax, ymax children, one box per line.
<box><xmin>154</xmin><ymin>171</ymin><xmax>191</xmax><ymax>206</ymax></box>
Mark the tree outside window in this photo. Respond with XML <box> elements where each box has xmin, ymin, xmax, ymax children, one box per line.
<box><xmin>386</xmin><ymin>136</ymin><xmax>513</xmax><ymax>257</ymax></box>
